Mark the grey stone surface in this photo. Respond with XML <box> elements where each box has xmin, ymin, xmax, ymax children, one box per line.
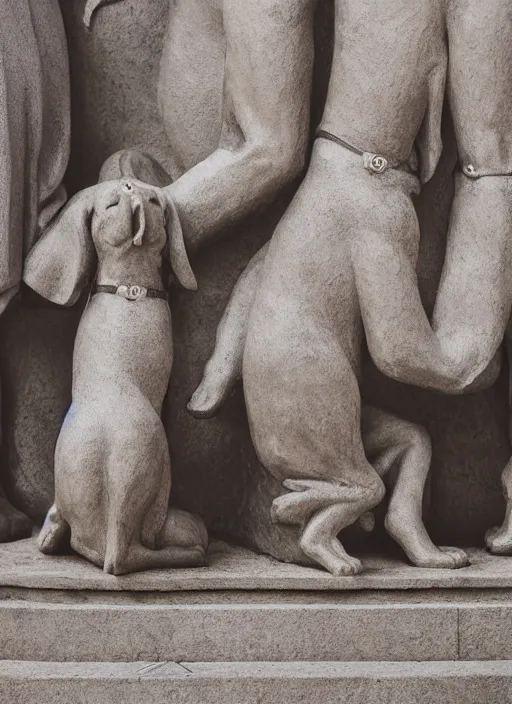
<box><xmin>49</xmin><ymin>0</ymin><xmax>509</xmax><ymax>561</ymax></box>
<box><xmin>0</xmin><ymin>0</ymin><xmax>69</xmax><ymax>314</ymax></box>
<box><xmin>2</xmin><ymin>660</ymin><xmax>512</xmax><ymax>704</ymax></box>
<box><xmin>0</xmin><ymin>600</ymin><xmax>458</xmax><ymax>663</ymax></box>
<box><xmin>0</xmin><ymin>0</ymin><xmax>70</xmax><ymax>539</ymax></box>
<box><xmin>459</xmin><ymin>605</ymin><xmax>512</xmax><ymax>661</ymax></box>
<box><xmin>23</xmin><ymin>179</ymin><xmax>207</xmax><ymax>575</ymax></box>
<box><xmin>0</xmin><ymin>299</ymin><xmax>77</xmax><ymax>524</ymax></box>
<box><xmin>0</xmin><ymin>539</ymin><xmax>511</xmax><ymax>592</ymax></box>
<box><xmin>1</xmin><ymin>0</ymin><xmax>508</xmax><ymax>575</ymax></box>
<box><xmin>190</xmin><ymin>0</ymin><xmax>512</xmax><ymax>574</ymax></box>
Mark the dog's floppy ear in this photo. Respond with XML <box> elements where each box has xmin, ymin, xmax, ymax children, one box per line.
<box><xmin>165</xmin><ymin>197</ymin><xmax>197</xmax><ymax>291</ymax></box>
<box><xmin>23</xmin><ymin>186</ymin><xmax>97</xmax><ymax>306</ymax></box>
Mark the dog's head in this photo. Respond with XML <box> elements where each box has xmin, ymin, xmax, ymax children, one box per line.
<box><xmin>23</xmin><ymin>180</ymin><xmax>197</xmax><ymax>306</ymax></box>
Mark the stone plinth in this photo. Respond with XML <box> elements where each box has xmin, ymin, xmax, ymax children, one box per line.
<box><xmin>2</xmin><ymin>661</ymin><xmax>512</xmax><ymax>704</ymax></box>
<box><xmin>2</xmin><ymin>540</ymin><xmax>512</xmax><ymax>701</ymax></box>
<box><xmin>1</xmin><ymin>538</ymin><xmax>512</xmax><ymax>592</ymax></box>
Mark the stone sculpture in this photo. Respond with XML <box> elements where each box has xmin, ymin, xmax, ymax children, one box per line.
<box><xmin>0</xmin><ymin>0</ymin><xmax>70</xmax><ymax>540</ymax></box>
<box><xmin>23</xmin><ymin>177</ymin><xmax>207</xmax><ymax>575</ymax></box>
<box><xmin>23</xmin><ymin>0</ymin><xmax>502</xmax><ymax>577</ymax></box>
<box><xmin>486</xmin><ymin>326</ymin><xmax>512</xmax><ymax>554</ymax></box>
<box><xmin>191</xmin><ymin>247</ymin><xmax>471</xmax><ymax>571</ymax></box>
<box><xmin>193</xmin><ymin>0</ymin><xmax>512</xmax><ymax>574</ymax></box>
<box><xmin>84</xmin><ymin>0</ymin><xmax>315</xmax><ymax>254</ymax></box>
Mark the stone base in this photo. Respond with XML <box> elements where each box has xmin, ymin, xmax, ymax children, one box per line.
<box><xmin>1</xmin><ymin>537</ymin><xmax>512</xmax><ymax>591</ymax></box>
<box><xmin>2</xmin><ymin>660</ymin><xmax>512</xmax><ymax>704</ymax></box>
<box><xmin>3</xmin><ymin>539</ymin><xmax>512</xmax><ymax>702</ymax></box>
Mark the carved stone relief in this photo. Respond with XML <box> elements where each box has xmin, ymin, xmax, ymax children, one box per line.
<box><xmin>0</xmin><ymin>0</ymin><xmax>70</xmax><ymax>539</ymax></box>
<box><xmin>0</xmin><ymin>0</ymin><xmax>511</xmax><ymax>579</ymax></box>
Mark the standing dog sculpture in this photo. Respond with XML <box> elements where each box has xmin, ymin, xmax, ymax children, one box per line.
<box><xmin>23</xmin><ymin>179</ymin><xmax>208</xmax><ymax>575</ymax></box>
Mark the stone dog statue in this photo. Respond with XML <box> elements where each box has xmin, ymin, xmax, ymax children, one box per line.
<box><xmin>22</xmin><ymin>179</ymin><xmax>208</xmax><ymax>575</ymax></box>
<box><xmin>192</xmin><ymin>0</ymin><xmax>473</xmax><ymax>577</ymax></box>
<box><xmin>193</xmin><ymin>0</ymin><xmax>512</xmax><ymax>572</ymax></box>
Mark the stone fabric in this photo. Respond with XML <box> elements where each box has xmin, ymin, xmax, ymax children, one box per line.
<box><xmin>0</xmin><ymin>0</ymin><xmax>69</xmax><ymax>314</ymax></box>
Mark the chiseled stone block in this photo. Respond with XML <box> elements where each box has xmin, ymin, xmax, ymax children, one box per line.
<box><xmin>0</xmin><ymin>601</ymin><xmax>458</xmax><ymax>663</ymax></box>
<box><xmin>2</xmin><ymin>660</ymin><xmax>512</xmax><ymax>704</ymax></box>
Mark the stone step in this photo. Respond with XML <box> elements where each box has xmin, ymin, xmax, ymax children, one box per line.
<box><xmin>1</xmin><ymin>594</ymin><xmax>511</xmax><ymax>663</ymax></box>
<box><xmin>1</xmin><ymin>660</ymin><xmax>512</xmax><ymax>703</ymax></box>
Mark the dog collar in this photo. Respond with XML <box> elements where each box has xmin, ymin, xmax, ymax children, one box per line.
<box><xmin>315</xmin><ymin>129</ymin><xmax>415</xmax><ymax>175</ymax></box>
<box><xmin>92</xmin><ymin>284</ymin><xmax>168</xmax><ymax>302</ymax></box>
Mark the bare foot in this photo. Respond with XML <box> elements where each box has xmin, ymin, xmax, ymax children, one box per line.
<box><xmin>38</xmin><ymin>504</ymin><xmax>70</xmax><ymax>554</ymax></box>
<box><xmin>385</xmin><ymin>507</ymin><xmax>469</xmax><ymax>569</ymax></box>
<box><xmin>0</xmin><ymin>496</ymin><xmax>32</xmax><ymax>543</ymax></box>
<box><xmin>187</xmin><ymin>364</ymin><xmax>237</xmax><ymax>419</ymax></box>
<box><xmin>298</xmin><ymin>508</ymin><xmax>363</xmax><ymax>577</ymax></box>
<box><xmin>439</xmin><ymin>546</ymin><xmax>470</xmax><ymax>568</ymax></box>
<box><xmin>485</xmin><ymin>524</ymin><xmax>512</xmax><ymax>555</ymax></box>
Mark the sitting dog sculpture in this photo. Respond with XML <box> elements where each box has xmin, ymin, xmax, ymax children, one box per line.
<box><xmin>23</xmin><ymin>178</ymin><xmax>208</xmax><ymax>575</ymax></box>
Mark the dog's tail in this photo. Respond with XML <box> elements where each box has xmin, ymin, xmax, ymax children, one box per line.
<box><xmin>103</xmin><ymin>512</ymin><xmax>130</xmax><ymax>576</ymax></box>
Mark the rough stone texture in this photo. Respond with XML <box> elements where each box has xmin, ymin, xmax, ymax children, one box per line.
<box><xmin>2</xmin><ymin>660</ymin><xmax>512</xmax><ymax>704</ymax></box>
<box><xmin>0</xmin><ymin>0</ymin><xmax>69</xmax><ymax>315</ymax></box>
<box><xmin>2</xmin><ymin>0</ymin><xmax>496</xmax><ymax>555</ymax></box>
<box><xmin>459</xmin><ymin>605</ymin><xmax>512</xmax><ymax>661</ymax></box>
<box><xmin>0</xmin><ymin>0</ymin><xmax>71</xmax><ymax>537</ymax></box>
<box><xmin>0</xmin><ymin>600</ymin><xmax>458</xmax><ymax>663</ymax></box>
<box><xmin>0</xmin><ymin>538</ymin><xmax>512</xmax><ymax>592</ymax></box>
<box><xmin>0</xmin><ymin>297</ymin><xmax>77</xmax><ymax>523</ymax></box>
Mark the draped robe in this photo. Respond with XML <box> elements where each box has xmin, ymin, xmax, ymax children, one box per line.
<box><xmin>0</xmin><ymin>0</ymin><xmax>69</xmax><ymax>314</ymax></box>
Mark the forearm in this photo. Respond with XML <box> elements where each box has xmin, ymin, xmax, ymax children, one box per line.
<box><xmin>165</xmin><ymin>140</ymin><xmax>305</xmax><ymax>254</ymax></box>
<box><xmin>164</xmin><ymin>0</ymin><xmax>315</xmax><ymax>254</ymax></box>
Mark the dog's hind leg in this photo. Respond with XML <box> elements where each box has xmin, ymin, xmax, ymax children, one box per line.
<box><xmin>272</xmin><ymin>476</ymin><xmax>382</xmax><ymax>576</ymax></box>
<box><xmin>362</xmin><ymin>407</ymin><xmax>468</xmax><ymax>569</ymax></box>
<box><xmin>105</xmin><ymin>509</ymin><xmax>208</xmax><ymax>575</ymax></box>
<box><xmin>38</xmin><ymin>504</ymin><xmax>71</xmax><ymax>554</ymax></box>
<box><xmin>245</xmin><ymin>312</ymin><xmax>385</xmax><ymax>576</ymax></box>
<box><xmin>188</xmin><ymin>243</ymin><xmax>269</xmax><ymax>419</ymax></box>
<box><xmin>103</xmin><ymin>414</ymin><xmax>172</xmax><ymax>575</ymax></box>
<box><xmin>295</xmin><ymin>467</ymin><xmax>385</xmax><ymax>577</ymax></box>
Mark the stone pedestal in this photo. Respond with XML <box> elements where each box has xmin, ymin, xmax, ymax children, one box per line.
<box><xmin>2</xmin><ymin>539</ymin><xmax>512</xmax><ymax>702</ymax></box>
